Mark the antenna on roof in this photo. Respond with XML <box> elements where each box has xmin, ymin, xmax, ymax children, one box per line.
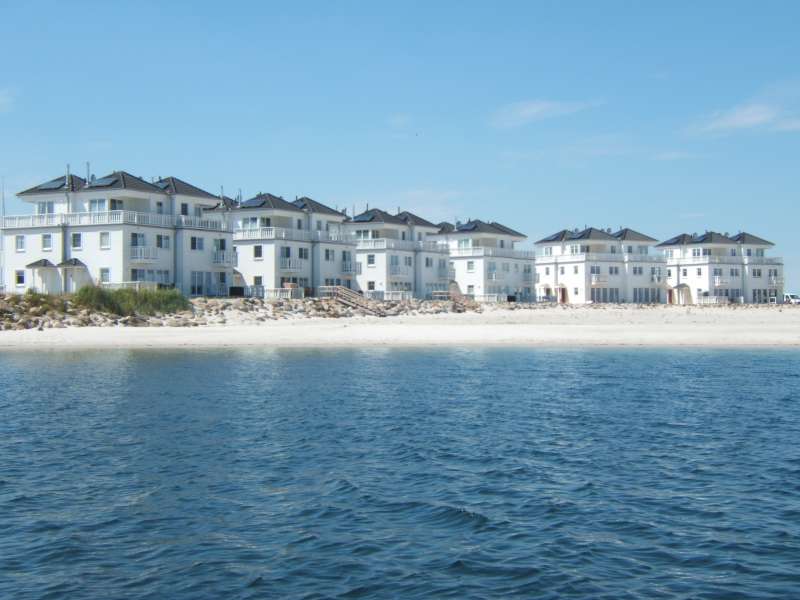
<box><xmin>85</xmin><ymin>162</ymin><xmax>90</xmax><ymax>184</ymax></box>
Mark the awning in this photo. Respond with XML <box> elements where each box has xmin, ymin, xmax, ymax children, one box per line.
<box><xmin>57</xmin><ymin>258</ymin><xmax>88</xmax><ymax>268</ymax></box>
<box><xmin>673</xmin><ymin>283</ymin><xmax>690</xmax><ymax>289</ymax></box>
<box><xmin>26</xmin><ymin>259</ymin><xmax>56</xmax><ymax>269</ymax></box>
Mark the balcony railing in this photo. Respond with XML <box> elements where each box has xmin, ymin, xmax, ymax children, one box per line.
<box><xmin>590</xmin><ymin>274</ymin><xmax>608</xmax><ymax>285</ymax></box>
<box><xmin>356</xmin><ymin>239</ymin><xmax>419</xmax><ymax>251</ymax></box>
<box><xmin>713</xmin><ymin>276</ymin><xmax>729</xmax><ymax>287</ymax></box>
<box><xmin>769</xmin><ymin>276</ymin><xmax>784</xmax><ymax>287</ymax></box>
<box><xmin>279</xmin><ymin>257</ymin><xmax>303</xmax><ymax>271</ymax></box>
<box><xmin>130</xmin><ymin>246</ymin><xmax>158</xmax><ymax>262</ymax></box>
<box><xmin>313</xmin><ymin>230</ymin><xmax>357</xmax><ymax>243</ymax></box>
<box><xmin>213</xmin><ymin>250</ymin><xmax>237</xmax><ymax>266</ymax></box>
<box><xmin>100</xmin><ymin>281</ymin><xmax>158</xmax><ymax>291</ymax></box>
<box><xmin>389</xmin><ymin>264</ymin><xmax>411</xmax><ymax>276</ymax></box>
<box><xmin>450</xmin><ymin>247</ymin><xmax>535</xmax><ymax>259</ymax></box>
<box><xmin>487</xmin><ymin>271</ymin><xmax>505</xmax><ymax>281</ymax></box>
<box><xmin>341</xmin><ymin>261</ymin><xmax>361</xmax><ymax>274</ymax></box>
<box><xmin>3</xmin><ymin>211</ymin><xmax>227</xmax><ymax>230</ymax></box>
<box><xmin>234</xmin><ymin>227</ymin><xmax>312</xmax><ymax>241</ymax></box>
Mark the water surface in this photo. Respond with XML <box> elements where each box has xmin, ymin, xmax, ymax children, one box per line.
<box><xmin>1</xmin><ymin>349</ymin><xmax>799</xmax><ymax>599</ymax></box>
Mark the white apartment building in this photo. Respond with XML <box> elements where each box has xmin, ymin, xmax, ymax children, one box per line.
<box><xmin>2</xmin><ymin>171</ymin><xmax>233</xmax><ymax>296</ymax></box>
<box><xmin>345</xmin><ymin>208</ymin><xmax>450</xmax><ymax>300</ymax></box>
<box><xmin>534</xmin><ymin>227</ymin><xmax>667</xmax><ymax>304</ymax></box>
<box><xmin>230</xmin><ymin>193</ymin><xmax>357</xmax><ymax>296</ymax></box>
<box><xmin>658</xmin><ymin>231</ymin><xmax>784</xmax><ymax>304</ymax></box>
<box><xmin>430</xmin><ymin>220</ymin><xmax>534</xmax><ymax>302</ymax></box>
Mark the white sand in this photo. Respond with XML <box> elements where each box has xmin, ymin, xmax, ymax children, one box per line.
<box><xmin>1</xmin><ymin>305</ymin><xmax>798</xmax><ymax>350</ymax></box>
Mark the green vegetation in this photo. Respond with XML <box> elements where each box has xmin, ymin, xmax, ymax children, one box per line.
<box><xmin>72</xmin><ymin>286</ymin><xmax>190</xmax><ymax>316</ymax></box>
<box><xmin>22</xmin><ymin>289</ymin><xmax>68</xmax><ymax>312</ymax></box>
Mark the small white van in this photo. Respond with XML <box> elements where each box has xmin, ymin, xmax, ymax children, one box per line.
<box><xmin>784</xmin><ymin>293</ymin><xmax>800</xmax><ymax>305</ymax></box>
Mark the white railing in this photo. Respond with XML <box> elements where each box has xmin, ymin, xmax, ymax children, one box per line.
<box><xmin>418</xmin><ymin>241</ymin><xmax>450</xmax><ymax>253</ymax></box>
<box><xmin>713</xmin><ymin>276</ymin><xmax>729</xmax><ymax>287</ymax></box>
<box><xmin>590</xmin><ymin>274</ymin><xmax>608</xmax><ymax>285</ymax></box>
<box><xmin>3</xmin><ymin>213</ymin><xmax>61</xmax><ymax>228</ymax></box>
<box><xmin>213</xmin><ymin>250</ymin><xmax>237</xmax><ymax>266</ymax></box>
<box><xmin>176</xmin><ymin>215</ymin><xmax>230</xmax><ymax>231</ymax></box>
<box><xmin>697</xmin><ymin>296</ymin><xmax>729</xmax><ymax>305</ymax></box>
<box><xmin>313</xmin><ymin>230</ymin><xmax>356</xmax><ymax>243</ymax></box>
<box><xmin>467</xmin><ymin>293</ymin><xmax>506</xmax><ymax>303</ymax></box>
<box><xmin>264</xmin><ymin>287</ymin><xmax>305</xmax><ymax>300</ymax></box>
<box><xmin>356</xmin><ymin>238</ymin><xmax>419</xmax><ymax>251</ymax></box>
<box><xmin>389</xmin><ymin>264</ymin><xmax>411</xmax><ymax>276</ymax></box>
<box><xmin>100</xmin><ymin>281</ymin><xmax>159</xmax><ymax>291</ymax></box>
<box><xmin>130</xmin><ymin>246</ymin><xmax>158</xmax><ymax>261</ymax></box>
<box><xmin>769</xmin><ymin>276</ymin><xmax>784</xmax><ymax>287</ymax></box>
<box><xmin>384</xmin><ymin>291</ymin><xmax>414</xmax><ymax>301</ymax></box>
<box><xmin>234</xmin><ymin>227</ymin><xmax>312</xmax><ymax>241</ymax></box>
<box><xmin>279</xmin><ymin>257</ymin><xmax>303</xmax><ymax>271</ymax></box>
<box><xmin>341</xmin><ymin>261</ymin><xmax>361</xmax><ymax>274</ymax></box>
<box><xmin>745</xmin><ymin>256</ymin><xmax>783</xmax><ymax>265</ymax></box>
<box><xmin>650</xmin><ymin>274</ymin><xmax>667</xmax><ymax>284</ymax></box>
<box><xmin>487</xmin><ymin>271</ymin><xmax>504</xmax><ymax>281</ymax></box>
<box><xmin>451</xmin><ymin>247</ymin><xmax>535</xmax><ymax>259</ymax></box>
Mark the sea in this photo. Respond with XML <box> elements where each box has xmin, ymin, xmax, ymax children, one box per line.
<box><xmin>1</xmin><ymin>348</ymin><xmax>799</xmax><ymax>599</ymax></box>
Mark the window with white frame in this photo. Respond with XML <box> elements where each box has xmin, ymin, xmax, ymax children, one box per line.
<box><xmin>156</xmin><ymin>234</ymin><xmax>170</xmax><ymax>249</ymax></box>
<box><xmin>590</xmin><ymin>266</ymin><xmax>600</xmax><ymax>275</ymax></box>
<box><xmin>425</xmin><ymin>257</ymin><xmax>433</xmax><ymax>267</ymax></box>
<box><xmin>37</xmin><ymin>201</ymin><xmax>55</xmax><ymax>214</ymax></box>
<box><xmin>299</xmin><ymin>247</ymin><xmax>309</xmax><ymax>260</ymax></box>
<box><xmin>404</xmin><ymin>256</ymin><xmax>412</xmax><ymax>267</ymax></box>
<box><xmin>41</xmin><ymin>234</ymin><xmax>52</xmax><ymax>251</ymax></box>
<box><xmin>15</xmin><ymin>235</ymin><xmax>24</xmax><ymax>252</ymax></box>
<box><xmin>367</xmin><ymin>281</ymin><xmax>375</xmax><ymax>291</ymax></box>
<box><xmin>324</xmin><ymin>249</ymin><xmax>334</xmax><ymax>261</ymax></box>
<box><xmin>131</xmin><ymin>232</ymin><xmax>145</xmax><ymax>247</ymax></box>
<box><xmin>254</xmin><ymin>245</ymin><xmax>263</xmax><ymax>259</ymax></box>
<box><xmin>467</xmin><ymin>261</ymin><xmax>475</xmax><ymax>272</ymax></box>
<box><xmin>110</xmin><ymin>199</ymin><xmax>123</xmax><ymax>211</ymax></box>
<box><xmin>71</xmin><ymin>233</ymin><xmax>82</xmax><ymax>249</ymax></box>
<box><xmin>15</xmin><ymin>270</ymin><xmax>25</xmax><ymax>286</ymax></box>
<box><xmin>367</xmin><ymin>254</ymin><xmax>375</xmax><ymax>266</ymax></box>
<box><xmin>753</xmin><ymin>269</ymin><xmax>762</xmax><ymax>278</ymax></box>
<box><xmin>254</xmin><ymin>276</ymin><xmax>263</xmax><ymax>286</ymax></box>
<box><xmin>100</xmin><ymin>232</ymin><xmax>110</xmax><ymax>249</ymax></box>
<box><xmin>696</xmin><ymin>268</ymin><xmax>702</xmax><ymax>276</ymax></box>
<box><xmin>190</xmin><ymin>236</ymin><xmax>204</xmax><ymax>250</ymax></box>
<box><xmin>89</xmin><ymin>199</ymin><xmax>106</xmax><ymax>212</ymax></box>
<box><xmin>100</xmin><ymin>268</ymin><xmax>110</xmax><ymax>283</ymax></box>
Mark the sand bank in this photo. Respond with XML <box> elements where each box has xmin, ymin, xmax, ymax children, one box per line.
<box><xmin>0</xmin><ymin>305</ymin><xmax>798</xmax><ymax>350</ymax></box>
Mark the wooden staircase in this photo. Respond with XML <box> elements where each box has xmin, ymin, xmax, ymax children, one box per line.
<box><xmin>318</xmin><ymin>286</ymin><xmax>386</xmax><ymax>317</ymax></box>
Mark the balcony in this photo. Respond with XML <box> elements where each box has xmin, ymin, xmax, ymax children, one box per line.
<box><xmin>313</xmin><ymin>230</ymin><xmax>356</xmax><ymax>244</ymax></box>
<box><xmin>487</xmin><ymin>271</ymin><xmax>505</xmax><ymax>281</ymax></box>
<box><xmin>130</xmin><ymin>246</ymin><xmax>158</xmax><ymax>262</ymax></box>
<box><xmin>234</xmin><ymin>227</ymin><xmax>312</xmax><ymax>242</ymax></box>
<box><xmin>590</xmin><ymin>274</ymin><xmax>608</xmax><ymax>286</ymax></box>
<box><xmin>713</xmin><ymin>276</ymin><xmax>729</xmax><ymax>287</ymax></box>
<box><xmin>356</xmin><ymin>238</ymin><xmax>418</xmax><ymax>251</ymax></box>
<box><xmin>341</xmin><ymin>261</ymin><xmax>362</xmax><ymax>275</ymax></box>
<box><xmin>279</xmin><ymin>257</ymin><xmax>304</xmax><ymax>271</ymax></box>
<box><xmin>213</xmin><ymin>250</ymin><xmax>237</xmax><ymax>266</ymax></box>
<box><xmin>769</xmin><ymin>276</ymin><xmax>784</xmax><ymax>287</ymax></box>
<box><xmin>389</xmin><ymin>264</ymin><xmax>411</xmax><ymax>277</ymax></box>
<box><xmin>650</xmin><ymin>274</ymin><xmax>667</xmax><ymax>284</ymax></box>
<box><xmin>2</xmin><ymin>210</ymin><xmax>227</xmax><ymax>230</ymax></box>
<box><xmin>175</xmin><ymin>215</ymin><xmax>230</xmax><ymax>231</ymax></box>
<box><xmin>450</xmin><ymin>247</ymin><xmax>534</xmax><ymax>259</ymax></box>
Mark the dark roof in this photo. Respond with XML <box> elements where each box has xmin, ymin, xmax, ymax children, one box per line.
<box><xmin>397</xmin><ymin>210</ymin><xmax>438</xmax><ymax>228</ymax></box>
<box><xmin>57</xmin><ymin>258</ymin><xmax>87</xmax><ymax>268</ymax></box>
<box><xmin>731</xmin><ymin>232</ymin><xmax>774</xmax><ymax>246</ymax></box>
<box><xmin>613</xmin><ymin>228</ymin><xmax>658</xmax><ymax>242</ymax></box>
<box><xmin>535</xmin><ymin>229</ymin><xmax>573</xmax><ymax>244</ymax></box>
<box><xmin>656</xmin><ymin>233</ymin><xmax>694</xmax><ymax>247</ymax></box>
<box><xmin>237</xmin><ymin>193</ymin><xmax>303</xmax><ymax>212</ymax></box>
<box><xmin>437</xmin><ymin>221</ymin><xmax>455</xmax><ymax>234</ymax></box>
<box><xmin>490</xmin><ymin>221</ymin><xmax>526</xmax><ymax>238</ymax></box>
<box><xmin>690</xmin><ymin>231</ymin><xmax>737</xmax><ymax>245</ymax></box>
<box><xmin>154</xmin><ymin>176</ymin><xmax>219</xmax><ymax>200</ymax></box>
<box><xmin>26</xmin><ymin>259</ymin><xmax>56</xmax><ymax>269</ymax></box>
<box><xmin>569</xmin><ymin>227</ymin><xmax>618</xmax><ymax>241</ymax></box>
<box><xmin>18</xmin><ymin>174</ymin><xmax>86</xmax><ymax>196</ymax></box>
<box><xmin>292</xmin><ymin>196</ymin><xmax>346</xmax><ymax>217</ymax></box>
<box><xmin>351</xmin><ymin>208</ymin><xmax>407</xmax><ymax>225</ymax></box>
<box><xmin>83</xmin><ymin>171</ymin><xmax>166</xmax><ymax>194</ymax></box>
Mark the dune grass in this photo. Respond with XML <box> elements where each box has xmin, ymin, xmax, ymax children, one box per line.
<box><xmin>72</xmin><ymin>286</ymin><xmax>191</xmax><ymax>316</ymax></box>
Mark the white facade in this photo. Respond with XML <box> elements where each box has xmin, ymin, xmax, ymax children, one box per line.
<box><xmin>534</xmin><ymin>228</ymin><xmax>667</xmax><ymax>304</ymax></box>
<box><xmin>430</xmin><ymin>220</ymin><xmax>534</xmax><ymax>302</ymax></box>
<box><xmin>659</xmin><ymin>231</ymin><xmax>784</xmax><ymax>304</ymax></box>
<box><xmin>231</xmin><ymin>194</ymin><xmax>357</xmax><ymax>296</ymax></box>
<box><xmin>1</xmin><ymin>172</ymin><xmax>233</xmax><ymax>296</ymax></box>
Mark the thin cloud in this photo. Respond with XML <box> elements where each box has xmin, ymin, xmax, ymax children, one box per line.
<box><xmin>693</xmin><ymin>93</ymin><xmax>800</xmax><ymax>134</ymax></box>
<box><xmin>490</xmin><ymin>100</ymin><xmax>596</xmax><ymax>129</ymax></box>
<box><xmin>0</xmin><ymin>89</ymin><xmax>13</xmax><ymax>113</ymax></box>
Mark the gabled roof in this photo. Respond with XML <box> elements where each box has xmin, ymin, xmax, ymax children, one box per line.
<box><xmin>613</xmin><ymin>228</ymin><xmax>658</xmax><ymax>243</ymax></box>
<box><xmin>18</xmin><ymin>174</ymin><xmax>86</xmax><ymax>196</ymax></box>
<box><xmin>292</xmin><ymin>196</ymin><xmax>346</xmax><ymax>217</ymax></box>
<box><xmin>656</xmin><ymin>233</ymin><xmax>694</xmax><ymax>247</ymax></box>
<box><xmin>535</xmin><ymin>229</ymin><xmax>572</xmax><ymax>244</ymax></box>
<box><xmin>397</xmin><ymin>210</ymin><xmax>438</xmax><ymax>228</ymax></box>
<box><xmin>731</xmin><ymin>232</ymin><xmax>774</xmax><ymax>246</ymax></box>
<box><xmin>154</xmin><ymin>176</ymin><xmax>219</xmax><ymax>200</ymax></box>
<box><xmin>57</xmin><ymin>258</ymin><xmax>87</xmax><ymax>268</ymax></box>
<box><xmin>489</xmin><ymin>221</ymin><xmax>526</xmax><ymax>238</ymax></box>
<box><xmin>350</xmin><ymin>208</ymin><xmax>406</xmax><ymax>225</ymax></box>
<box><xmin>437</xmin><ymin>221</ymin><xmax>455</xmax><ymax>234</ymax></box>
<box><xmin>26</xmin><ymin>259</ymin><xmax>57</xmax><ymax>269</ymax></box>
<box><xmin>238</xmin><ymin>193</ymin><xmax>303</xmax><ymax>212</ymax></box>
<box><xmin>83</xmin><ymin>171</ymin><xmax>166</xmax><ymax>194</ymax></box>
<box><xmin>690</xmin><ymin>231</ymin><xmax>737</xmax><ymax>245</ymax></box>
<box><xmin>569</xmin><ymin>227</ymin><xmax>618</xmax><ymax>241</ymax></box>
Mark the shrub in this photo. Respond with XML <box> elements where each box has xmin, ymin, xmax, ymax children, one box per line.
<box><xmin>24</xmin><ymin>289</ymin><xmax>68</xmax><ymax>312</ymax></box>
<box><xmin>72</xmin><ymin>286</ymin><xmax>190</xmax><ymax>316</ymax></box>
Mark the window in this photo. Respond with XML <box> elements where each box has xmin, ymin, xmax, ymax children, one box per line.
<box><xmin>667</xmin><ymin>269</ymin><xmax>672</xmax><ymax>277</ymax></box>
<box><xmin>368</xmin><ymin>281</ymin><xmax>375</xmax><ymax>291</ymax></box>
<box><xmin>41</xmin><ymin>234</ymin><xmax>52</xmax><ymax>251</ymax></box>
<box><xmin>181</xmin><ymin>203</ymin><xmax>189</xmax><ymax>216</ymax></box>
<box><xmin>89</xmin><ymin>199</ymin><xmax>106</xmax><ymax>212</ymax></box>
<box><xmin>753</xmin><ymin>269</ymin><xmax>762</xmax><ymax>278</ymax></box>
<box><xmin>544</xmin><ymin>246</ymin><xmax>554</xmax><ymax>256</ymax></box>
<box><xmin>367</xmin><ymin>254</ymin><xmax>375</xmax><ymax>266</ymax></box>
<box><xmin>299</xmin><ymin>247</ymin><xmax>309</xmax><ymax>260</ymax></box>
<box><xmin>190</xmin><ymin>271</ymin><xmax>204</xmax><ymax>295</ymax></box>
<box><xmin>730</xmin><ymin>248</ymin><xmax>737</xmax><ymax>256</ymax></box>
<box><xmin>297</xmin><ymin>219</ymin><xmax>303</xmax><ymax>230</ymax></box>
<box><xmin>110</xmin><ymin>199</ymin><xmax>124</xmax><ymax>211</ymax></box>
<box><xmin>713</xmin><ymin>268</ymin><xmax>722</xmax><ymax>276</ymax></box>
<box><xmin>574</xmin><ymin>288</ymin><xmax>579</xmax><ymax>296</ymax></box>
<box><xmin>15</xmin><ymin>235</ymin><xmax>24</xmax><ymax>252</ymax></box>
<box><xmin>425</xmin><ymin>257</ymin><xmax>433</xmax><ymax>267</ymax></box>
<box><xmin>692</xmin><ymin>248</ymin><xmax>701</xmax><ymax>257</ymax></box>
<box><xmin>545</xmin><ymin>267</ymin><xmax>550</xmax><ymax>275</ymax></box>
<box><xmin>696</xmin><ymin>268</ymin><xmax>702</xmax><ymax>276</ymax></box>
<box><xmin>325</xmin><ymin>249</ymin><xmax>334</xmax><ymax>261</ymax></box>
<box><xmin>633</xmin><ymin>266</ymin><xmax>643</xmax><ymax>275</ymax></box>
<box><xmin>730</xmin><ymin>268</ymin><xmax>739</xmax><ymax>277</ymax></box>
<box><xmin>156</xmin><ymin>201</ymin><xmax>164</xmax><ymax>214</ymax></box>
<box><xmin>254</xmin><ymin>245</ymin><xmax>263</xmax><ymax>259</ymax></box>
<box><xmin>156</xmin><ymin>234</ymin><xmax>170</xmax><ymax>249</ymax></box>
<box><xmin>559</xmin><ymin>266</ymin><xmax>565</xmax><ymax>275</ymax></box>
<box><xmin>467</xmin><ymin>285</ymin><xmax>475</xmax><ymax>294</ymax></box>
<box><xmin>280</xmin><ymin>246</ymin><xmax>291</xmax><ymax>258</ymax></box>
<box><xmin>260</xmin><ymin>216</ymin><xmax>271</xmax><ymax>227</ymax></box>
<box><xmin>71</xmin><ymin>233</ymin><xmax>82</xmax><ymax>249</ymax></box>
<box><xmin>254</xmin><ymin>276</ymin><xmax>263</xmax><ymax>286</ymax></box>
<box><xmin>609</xmin><ymin>266</ymin><xmax>619</xmax><ymax>275</ymax></box>
<box><xmin>573</xmin><ymin>266</ymin><xmax>578</xmax><ymax>274</ymax></box>
<box><xmin>15</xmin><ymin>270</ymin><xmax>25</xmax><ymax>286</ymax></box>
<box><xmin>131</xmin><ymin>268</ymin><xmax>146</xmax><ymax>282</ymax></box>
<box><xmin>404</xmin><ymin>256</ymin><xmax>413</xmax><ymax>267</ymax></box>
<box><xmin>131</xmin><ymin>233</ymin><xmax>145</xmax><ymax>247</ymax></box>
<box><xmin>499</xmin><ymin>240</ymin><xmax>505</xmax><ymax>248</ymax></box>
<box><xmin>100</xmin><ymin>232</ymin><xmax>110</xmax><ymax>249</ymax></box>
<box><xmin>682</xmin><ymin>268</ymin><xmax>687</xmax><ymax>277</ymax></box>
<box><xmin>195</xmin><ymin>206</ymin><xmax>203</xmax><ymax>218</ymax></box>
<box><xmin>467</xmin><ymin>261</ymin><xmax>475</xmax><ymax>272</ymax></box>
<box><xmin>100</xmin><ymin>268</ymin><xmax>110</xmax><ymax>283</ymax></box>
<box><xmin>37</xmin><ymin>201</ymin><xmax>55</xmax><ymax>214</ymax></box>
<box><xmin>190</xmin><ymin>236</ymin><xmax>204</xmax><ymax>250</ymax></box>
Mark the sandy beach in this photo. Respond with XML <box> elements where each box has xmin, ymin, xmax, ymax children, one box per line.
<box><xmin>0</xmin><ymin>304</ymin><xmax>798</xmax><ymax>350</ymax></box>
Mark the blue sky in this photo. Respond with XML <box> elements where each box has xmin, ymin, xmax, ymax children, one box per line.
<box><xmin>1</xmin><ymin>1</ymin><xmax>799</xmax><ymax>288</ymax></box>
